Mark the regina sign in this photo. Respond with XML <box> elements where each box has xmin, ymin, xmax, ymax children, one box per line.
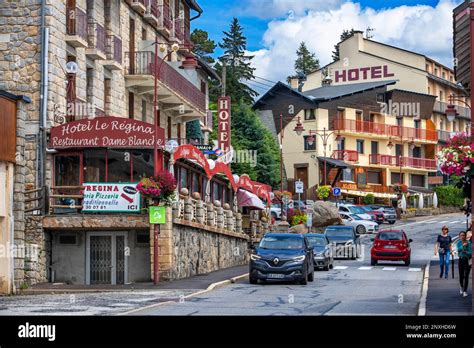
<box><xmin>49</xmin><ymin>117</ymin><xmax>165</xmax><ymax>149</ymax></box>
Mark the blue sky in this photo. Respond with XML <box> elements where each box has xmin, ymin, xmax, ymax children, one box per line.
<box><xmin>192</xmin><ymin>0</ymin><xmax>462</xmax><ymax>87</ymax></box>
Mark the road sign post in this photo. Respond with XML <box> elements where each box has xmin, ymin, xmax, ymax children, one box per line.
<box><xmin>332</xmin><ymin>187</ymin><xmax>341</xmax><ymax>207</ymax></box>
<box><xmin>295</xmin><ymin>180</ymin><xmax>304</xmax><ymax>210</ymax></box>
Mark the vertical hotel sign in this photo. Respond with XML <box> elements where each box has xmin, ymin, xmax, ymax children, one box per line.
<box><xmin>217</xmin><ymin>97</ymin><xmax>231</xmax><ymax>153</ymax></box>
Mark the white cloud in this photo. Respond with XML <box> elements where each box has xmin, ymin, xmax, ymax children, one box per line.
<box><xmin>250</xmin><ymin>0</ymin><xmax>460</xmax><ymax>86</ymax></box>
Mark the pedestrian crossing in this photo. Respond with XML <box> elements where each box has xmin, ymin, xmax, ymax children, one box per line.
<box><xmin>332</xmin><ymin>265</ymin><xmax>423</xmax><ymax>272</ymax></box>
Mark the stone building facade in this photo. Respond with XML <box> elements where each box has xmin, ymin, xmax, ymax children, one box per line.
<box><xmin>0</xmin><ymin>0</ymin><xmax>222</xmax><ymax>288</ymax></box>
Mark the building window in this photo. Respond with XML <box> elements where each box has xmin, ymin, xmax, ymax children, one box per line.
<box><xmin>367</xmin><ymin>171</ymin><xmax>381</xmax><ymax>184</ymax></box>
<box><xmin>371</xmin><ymin>141</ymin><xmax>378</xmax><ymax>155</ymax></box>
<box><xmin>128</xmin><ymin>92</ymin><xmax>134</xmax><ymax>119</ymax></box>
<box><xmin>434</xmin><ymin>68</ymin><xmax>438</xmax><ymax>76</ymax></box>
<box><xmin>356</xmin><ymin>140</ymin><xmax>364</xmax><ymax>154</ymax></box>
<box><xmin>411</xmin><ymin>174</ymin><xmax>425</xmax><ymax>187</ymax></box>
<box><xmin>142</xmin><ymin>28</ymin><xmax>147</xmax><ymax>40</ymax></box>
<box><xmin>342</xmin><ymin>168</ymin><xmax>354</xmax><ymax>182</ymax></box>
<box><xmin>396</xmin><ymin>117</ymin><xmax>403</xmax><ymax>127</ymax></box>
<box><xmin>439</xmin><ymin>90</ymin><xmax>444</xmax><ymax>102</ymax></box>
<box><xmin>391</xmin><ymin>172</ymin><xmax>404</xmax><ymax>185</ymax></box>
<box><xmin>192</xmin><ymin>172</ymin><xmax>201</xmax><ymax>194</ymax></box>
<box><xmin>442</xmin><ymin>72</ymin><xmax>446</xmax><ymax>80</ymax></box>
<box><xmin>304</xmin><ymin>135</ymin><xmax>316</xmax><ymax>151</ymax></box>
<box><xmin>141</xmin><ymin>99</ymin><xmax>147</xmax><ymax>122</ymax></box>
<box><xmin>395</xmin><ymin>144</ymin><xmax>403</xmax><ymax>157</ymax></box>
<box><xmin>304</xmin><ymin>109</ymin><xmax>315</xmax><ymax>120</ymax></box>
<box><xmin>59</xmin><ymin>235</ymin><xmax>77</xmax><ymax>245</ymax></box>
<box><xmin>425</xmin><ymin>64</ymin><xmax>430</xmax><ymax>73</ymax></box>
<box><xmin>104</xmin><ymin>78</ymin><xmax>111</xmax><ymax>115</ymax></box>
<box><xmin>136</xmin><ymin>232</ymin><xmax>149</xmax><ymax>245</ymax></box>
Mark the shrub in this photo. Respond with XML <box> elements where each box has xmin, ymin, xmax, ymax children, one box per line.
<box><xmin>363</xmin><ymin>194</ymin><xmax>375</xmax><ymax>205</ymax></box>
<box><xmin>317</xmin><ymin>185</ymin><xmax>331</xmax><ymax>200</ymax></box>
<box><xmin>291</xmin><ymin>212</ymin><xmax>307</xmax><ymax>226</ymax></box>
<box><xmin>433</xmin><ymin>185</ymin><xmax>465</xmax><ymax>207</ymax></box>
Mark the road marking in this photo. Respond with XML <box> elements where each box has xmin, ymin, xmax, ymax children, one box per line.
<box><xmin>396</xmin><ymin>217</ymin><xmax>445</xmax><ymax>228</ymax></box>
<box><xmin>333</xmin><ymin>266</ymin><xmax>348</xmax><ymax>270</ymax></box>
<box><xmin>382</xmin><ymin>267</ymin><xmax>397</xmax><ymax>271</ymax></box>
<box><xmin>358</xmin><ymin>266</ymin><xmax>373</xmax><ymax>270</ymax></box>
<box><xmin>408</xmin><ymin>268</ymin><xmax>422</xmax><ymax>272</ymax></box>
<box><xmin>438</xmin><ymin>221</ymin><xmax>449</xmax><ymax>224</ymax></box>
<box><xmin>450</xmin><ymin>221</ymin><xmax>460</xmax><ymax>224</ymax></box>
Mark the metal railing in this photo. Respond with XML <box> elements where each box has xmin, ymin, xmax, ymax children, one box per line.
<box><xmin>66</xmin><ymin>7</ymin><xmax>88</xmax><ymax>40</ymax></box>
<box><xmin>332</xmin><ymin>149</ymin><xmax>358</xmax><ymax>162</ymax></box>
<box><xmin>49</xmin><ymin>186</ymin><xmax>84</xmax><ymax>214</ymax></box>
<box><xmin>333</xmin><ymin>119</ymin><xmax>438</xmax><ymax>142</ymax></box>
<box><xmin>25</xmin><ymin>186</ymin><xmax>49</xmax><ymax>215</ymax></box>
<box><xmin>125</xmin><ymin>51</ymin><xmax>206</xmax><ymax>113</ymax></box>
<box><xmin>434</xmin><ymin>100</ymin><xmax>470</xmax><ymax>118</ymax></box>
<box><xmin>145</xmin><ymin>0</ymin><xmax>159</xmax><ymax>18</ymax></box>
<box><xmin>369</xmin><ymin>154</ymin><xmax>437</xmax><ymax>170</ymax></box>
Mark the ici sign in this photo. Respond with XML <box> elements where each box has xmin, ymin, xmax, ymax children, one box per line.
<box><xmin>334</xmin><ymin>65</ymin><xmax>394</xmax><ymax>83</ymax></box>
<box><xmin>218</xmin><ymin>97</ymin><xmax>231</xmax><ymax>153</ymax></box>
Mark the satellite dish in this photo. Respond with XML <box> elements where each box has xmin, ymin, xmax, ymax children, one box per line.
<box><xmin>65</xmin><ymin>61</ymin><xmax>79</xmax><ymax>74</ymax></box>
<box><xmin>165</xmin><ymin>139</ymin><xmax>179</xmax><ymax>153</ymax></box>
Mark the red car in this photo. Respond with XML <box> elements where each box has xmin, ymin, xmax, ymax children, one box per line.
<box><xmin>370</xmin><ymin>229</ymin><xmax>412</xmax><ymax>266</ymax></box>
<box><xmin>358</xmin><ymin>206</ymin><xmax>384</xmax><ymax>224</ymax></box>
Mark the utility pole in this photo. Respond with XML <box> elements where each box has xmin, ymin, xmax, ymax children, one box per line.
<box><xmin>221</xmin><ymin>62</ymin><xmax>227</xmax><ymax>97</ymax></box>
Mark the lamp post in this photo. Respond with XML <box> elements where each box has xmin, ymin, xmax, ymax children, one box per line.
<box><xmin>280</xmin><ymin>114</ymin><xmax>285</xmax><ymax>219</ymax></box>
<box><xmin>151</xmin><ymin>37</ymin><xmax>197</xmax><ymax>285</ymax></box>
<box><xmin>293</xmin><ymin>116</ymin><xmax>342</xmax><ymax>186</ymax></box>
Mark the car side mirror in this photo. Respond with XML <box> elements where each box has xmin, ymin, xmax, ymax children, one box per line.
<box><xmin>408</xmin><ymin>239</ymin><xmax>413</xmax><ymax>243</ymax></box>
<box><xmin>370</xmin><ymin>237</ymin><xmax>375</xmax><ymax>242</ymax></box>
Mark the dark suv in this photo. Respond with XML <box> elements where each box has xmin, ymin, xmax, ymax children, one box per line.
<box><xmin>325</xmin><ymin>225</ymin><xmax>361</xmax><ymax>260</ymax></box>
<box><xmin>249</xmin><ymin>233</ymin><xmax>315</xmax><ymax>285</ymax></box>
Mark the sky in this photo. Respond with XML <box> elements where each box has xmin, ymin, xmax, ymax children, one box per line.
<box><xmin>192</xmin><ymin>0</ymin><xmax>464</xmax><ymax>93</ymax></box>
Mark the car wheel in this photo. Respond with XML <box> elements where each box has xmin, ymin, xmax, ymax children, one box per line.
<box><xmin>308</xmin><ymin>270</ymin><xmax>314</xmax><ymax>282</ymax></box>
<box><xmin>249</xmin><ymin>276</ymin><xmax>258</xmax><ymax>284</ymax></box>
<box><xmin>300</xmin><ymin>268</ymin><xmax>308</xmax><ymax>285</ymax></box>
<box><xmin>371</xmin><ymin>258</ymin><xmax>377</xmax><ymax>266</ymax></box>
<box><xmin>329</xmin><ymin>262</ymin><xmax>334</xmax><ymax>269</ymax></box>
<box><xmin>356</xmin><ymin>225</ymin><xmax>366</xmax><ymax>234</ymax></box>
<box><xmin>323</xmin><ymin>265</ymin><xmax>330</xmax><ymax>271</ymax></box>
<box><xmin>404</xmin><ymin>256</ymin><xmax>411</xmax><ymax>266</ymax></box>
<box><xmin>389</xmin><ymin>221</ymin><xmax>395</xmax><ymax>225</ymax></box>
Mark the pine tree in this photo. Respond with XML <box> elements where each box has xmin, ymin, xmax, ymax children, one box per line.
<box><xmin>186</xmin><ymin>120</ymin><xmax>203</xmax><ymax>142</ymax></box>
<box><xmin>332</xmin><ymin>29</ymin><xmax>356</xmax><ymax>61</ymax></box>
<box><xmin>190</xmin><ymin>28</ymin><xmax>216</xmax><ymax>64</ymax></box>
<box><xmin>211</xmin><ymin>18</ymin><xmax>257</xmax><ymax>104</ymax></box>
<box><xmin>294</xmin><ymin>42</ymin><xmax>320</xmax><ymax>77</ymax></box>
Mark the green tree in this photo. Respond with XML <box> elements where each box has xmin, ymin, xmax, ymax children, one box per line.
<box><xmin>332</xmin><ymin>29</ymin><xmax>356</xmax><ymax>61</ymax></box>
<box><xmin>363</xmin><ymin>194</ymin><xmax>375</xmax><ymax>205</ymax></box>
<box><xmin>294</xmin><ymin>42</ymin><xmax>319</xmax><ymax>77</ymax></box>
<box><xmin>211</xmin><ymin>18</ymin><xmax>257</xmax><ymax>104</ymax></box>
<box><xmin>190</xmin><ymin>28</ymin><xmax>217</xmax><ymax>63</ymax></box>
<box><xmin>186</xmin><ymin>120</ymin><xmax>203</xmax><ymax>142</ymax></box>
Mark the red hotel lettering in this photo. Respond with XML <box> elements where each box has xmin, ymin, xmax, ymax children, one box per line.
<box><xmin>218</xmin><ymin>97</ymin><xmax>231</xmax><ymax>153</ymax></box>
<box><xmin>334</xmin><ymin>65</ymin><xmax>395</xmax><ymax>82</ymax></box>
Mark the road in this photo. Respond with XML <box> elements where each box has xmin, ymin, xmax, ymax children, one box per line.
<box><xmin>133</xmin><ymin>213</ymin><xmax>468</xmax><ymax>315</ymax></box>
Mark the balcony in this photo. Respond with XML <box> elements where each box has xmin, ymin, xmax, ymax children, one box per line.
<box><xmin>332</xmin><ymin>150</ymin><xmax>358</xmax><ymax>162</ymax></box>
<box><xmin>369</xmin><ymin>154</ymin><xmax>437</xmax><ymax>170</ymax></box>
<box><xmin>131</xmin><ymin>0</ymin><xmax>146</xmax><ymax>14</ymax></box>
<box><xmin>104</xmin><ymin>35</ymin><xmax>122</xmax><ymax>70</ymax></box>
<box><xmin>125</xmin><ymin>51</ymin><xmax>206</xmax><ymax>117</ymax></box>
<box><xmin>144</xmin><ymin>0</ymin><xmax>159</xmax><ymax>26</ymax></box>
<box><xmin>434</xmin><ymin>100</ymin><xmax>470</xmax><ymax>118</ymax></box>
<box><xmin>438</xmin><ymin>129</ymin><xmax>471</xmax><ymax>143</ymax></box>
<box><xmin>86</xmin><ymin>22</ymin><xmax>106</xmax><ymax>60</ymax></box>
<box><xmin>157</xmin><ymin>3</ymin><xmax>173</xmax><ymax>35</ymax></box>
<box><xmin>66</xmin><ymin>7</ymin><xmax>88</xmax><ymax>48</ymax></box>
<box><xmin>339</xmin><ymin>182</ymin><xmax>394</xmax><ymax>194</ymax></box>
<box><xmin>333</xmin><ymin>119</ymin><xmax>438</xmax><ymax>143</ymax></box>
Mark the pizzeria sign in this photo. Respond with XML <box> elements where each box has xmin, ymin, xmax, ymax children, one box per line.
<box><xmin>82</xmin><ymin>183</ymin><xmax>141</xmax><ymax>213</ymax></box>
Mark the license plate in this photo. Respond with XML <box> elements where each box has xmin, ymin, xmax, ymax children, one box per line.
<box><xmin>384</xmin><ymin>245</ymin><xmax>396</xmax><ymax>249</ymax></box>
<box><xmin>267</xmin><ymin>273</ymin><xmax>285</xmax><ymax>279</ymax></box>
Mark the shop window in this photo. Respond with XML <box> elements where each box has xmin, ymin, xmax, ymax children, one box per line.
<box><xmin>213</xmin><ymin>182</ymin><xmax>220</xmax><ymax>201</ymax></box>
<box><xmin>55</xmin><ymin>154</ymin><xmax>82</xmax><ymax>186</ymax></box>
<box><xmin>192</xmin><ymin>172</ymin><xmax>201</xmax><ymax>194</ymax></box>
<box><xmin>202</xmin><ymin>177</ymin><xmax>209</xmax><ymax>198</ymax></box>
<box><xmin>84</xmin><ymin>149</ymin><xmax>107</xmax><ymax>182</ymax></box>
<box><xmin>391</xmin><ymin>173</ymin><xmax>404</xmax><ymax>185</ymax></box>
<box><xmin>367</xmin><ymin>171</ymin><xmax>381</xmax><ymax>184</ymax></box>
<box><xmin>132</xmin><ymin>150</ymin><xmax>154</xmax><ymax>180</ymax></box>
<box><xmin>107</xmin><ymin>149</ymin><xmax>132</xmax><ymax>182</ymax></box>
<box><xmin>342</xmin><ymin>168</ymin><xmax>354</xmax><ymax>182</ymax></box>
<box><xmin>411</xmin><ymin>174</ymin><xmax>424</xmax><ymax>187</ymax></box>
<box><xmin>179</xmin><ymin>166</ymin><xmax>188</xmax><ymax>189</ymax></box>
<box><xmin>304</xmin><ymin>109</ymin><xmax>315</xmax><ymax>120</ymax></box>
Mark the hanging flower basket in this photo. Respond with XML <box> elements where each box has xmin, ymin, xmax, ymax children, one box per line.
<box><xmin>136</xmin><ymin>171</ymin><xmax>177</xmax><ymax>207</ymax></box>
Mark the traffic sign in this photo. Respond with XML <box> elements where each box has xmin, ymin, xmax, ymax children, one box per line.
<box><xmin>195</xmin><ymin>144</ymin><xmax>213</xmax><ymax>152</ymax></box>
<box><xmin>332</xmin><ymin>187</ymin><xmax>341</xmax><ymax>197</ymax></box>
<box><xmin>295</xmin><ymin>180</ymin><xmax>304</xmax><ymax>194</ymax></box>
<box><xmin>306</xmin><ymin>212</ymin><xmax>313</xmax><ymax>227</ymax></box>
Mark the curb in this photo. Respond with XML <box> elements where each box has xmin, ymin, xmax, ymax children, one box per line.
<box><xmin>118</xmin><ymin>273</ymin><xmax>249</xmax><ymax>316</ymax></box>
<box><xmin>417</xmin><ymin>262</ymin><xmax>430</xmax><ymax>316</ymax></box>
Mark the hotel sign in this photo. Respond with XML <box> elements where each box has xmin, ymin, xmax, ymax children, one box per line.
<box><xmin>334</xmin><ymin>65</ymin><xmax>394</xmax><ymax>83</ymax></box>
<box><xmin>217</xmin><ymin>97</ymin><xmax>231</xmax><ymax>153</ymax></box>
<box><xmin>49</xmin><ymin>117</ymin><xmax>165</xmax><ymax>149</ymax></box>
<box><xmin>82</xmin><ymin>183</ymin><xmax>141</xmax><ymax>213</ymax></box>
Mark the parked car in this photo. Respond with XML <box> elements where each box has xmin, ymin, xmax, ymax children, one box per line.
<box><xmin>270</xmin><ymin>204</ymin><xmax>282</xmax><ymax>220</ymax></box>
<box><xmin>358</xmin><ymin>206</ymin><xmax>384</xmax><ymax>224</ymax></box>
<box><xmin>306</xmin><ymin>233</ymin><xmax>334</xmax><ymax>271</ymax></box>
<box><xmin>370</xmin><ymin>229</ymin><xmax>412</xmax><ymax>266</ymax></box>
<box><xmin>338</xmin><ymin>204</ymin><xmax>372</xmax><ymax>221</ymax></box>
<box><xmin>249</xmin><ymin>233</ymin><xmax>315</xmax><ymax>284</ymax></box>
<box><xmin>371</xmin><ymin>205</ymin><xmax>397</xmax><ymax>224</ymax></box>
<box><xmin>340</xmin><ymin>213</ymin><xmax>379</xmax><ymax>234</ymax></box>
<box><xmin>325</xmin><ymin>225</ymin><xmax>361</xmax><ymax>259</ymax></box>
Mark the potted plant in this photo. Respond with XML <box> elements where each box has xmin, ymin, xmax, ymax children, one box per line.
<box><xmin>136</xmin><ymin>170</ymin><xmax>177</xmax><ymax>206</ymax></box>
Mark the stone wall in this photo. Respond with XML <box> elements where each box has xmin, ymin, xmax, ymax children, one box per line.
<box><xmin>24</xmin><ymin>215</ymin><xmax>49</xmax><ymax>285</ymax></box>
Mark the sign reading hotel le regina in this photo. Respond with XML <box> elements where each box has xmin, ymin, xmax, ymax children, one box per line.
<box><xmin>82</xmin><ymin>183</ymin><xmax>141</xmax><ymax>213</ymax></box>
<box><xmin>49</xmin><ymin>117</ymin><xmax>165</xmax><ymax>149</ymax></box>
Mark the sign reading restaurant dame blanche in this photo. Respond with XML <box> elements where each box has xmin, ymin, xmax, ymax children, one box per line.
<box><xmin>82</xmin><ymin>183</ymin><xmax>141</xmax><ymax>213</ymax></box>
<box><xmin>49</xmin><ymin>117</ymin><xmax>165</xmax><ymax>149</ymax></box>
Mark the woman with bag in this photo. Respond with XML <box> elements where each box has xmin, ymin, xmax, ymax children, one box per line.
<box><xmin>456</xmin><ymin>231</ymin><xmax>472</xmax><ymax>297</ymax></box>
<box><xmin>434</xmin><ymin>226</ymin><xmax>453</xmax><ymax>279</ymax></box>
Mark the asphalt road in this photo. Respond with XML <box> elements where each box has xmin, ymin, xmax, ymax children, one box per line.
<box><xmin>134</xmin><ymin>213</ymin><xmax>468</xmax><ymax>316</ymax></box>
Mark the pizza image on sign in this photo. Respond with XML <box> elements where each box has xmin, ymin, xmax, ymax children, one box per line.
<box><xmin>82</xmin><ymin>183</ymin><xmax>141</xmax><ymax>213</ymax></box>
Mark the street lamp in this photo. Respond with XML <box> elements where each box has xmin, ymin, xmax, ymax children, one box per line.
<box><xmin>152</xmin><ymin>37</ymin><xmax>197</xmax><ymax>285</ymax></box>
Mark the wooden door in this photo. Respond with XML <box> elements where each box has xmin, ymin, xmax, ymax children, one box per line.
<box><xmin>295</xmin><ymin>167</ymin><xmax>308</xmax><ymax>190</ymax></box>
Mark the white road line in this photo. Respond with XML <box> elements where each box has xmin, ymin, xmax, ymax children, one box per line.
<box><xmin>333</xmin><ymin>266</ymin><xmax>348</xmax><ymax>270</ymax></box>
<box><xmin>450</xmin><ymin>221</ymin><xmax>460</xmax><ymax>224</ymax></box>
<box><xmin>408</xmin><ymin>268</ymin><xmax>422</xmax><ymax>272</ymax></box>
<box><xmin>438</xmin><ymin>221</ymin><xmax>449</xmax><ymax>224</ymax></box>
<box><xmin>358</xmin><ymin>266</ymin><xmax>373</xmax><ymax>270</ymax></box>
<box><xmin>382</xmin><ymin>267</ymin><xmax>397</xmax><ymax>271</ymax></box>
<box><xmin>396</xmin><ymin>217</ymin><xmax>445</xmax><ymax>228</ymax></box>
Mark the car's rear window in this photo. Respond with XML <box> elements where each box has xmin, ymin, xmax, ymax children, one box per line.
<box><xmin>306</xmin><ymin>236</ymin><xmax>327</xmax><ymax>247</ymax></box>
<box><xmin>378</xmin><ymin>232</ymin><xmax>403</xmax><ymax>241</ymax></box>
<box><xmin>326</xmin><ymin>228</ymin><xmax>353</xmax><ymax>238</ymax></box>
<box><xmin>259</xmin><ymin>236</ymin><xmax>303</xmax><ymax>250</ymax></box>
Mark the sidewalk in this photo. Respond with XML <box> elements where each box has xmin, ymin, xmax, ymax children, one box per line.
<box><xmin>425</xmin><ymin>260</ymin><xmax>472</xmax><ymax>315</ymax></box>
<box><xmin>21</xmin><ymin>264</ymin><xmax>249</xmax><ymax>294</ymax></box>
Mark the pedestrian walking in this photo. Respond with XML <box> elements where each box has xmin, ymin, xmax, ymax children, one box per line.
<box><xmin>456</xmin><ymin>231</ymin><xmax>472</xmax><ymax>297</ymax></box>
<box><xmin>434</xmin><ymin>226</ymin><xmax>453</xmax><ymax>279</ymax></box>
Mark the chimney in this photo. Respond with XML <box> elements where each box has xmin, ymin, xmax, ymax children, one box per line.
<box><xmin>290</xmin><ymin>77</ymin><xmax>299</xmax><ymax>90</ymax></box>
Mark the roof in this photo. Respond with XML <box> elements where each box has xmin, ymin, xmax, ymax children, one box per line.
<box><xmin>303</xmin><ymin>80</ymin><xmax>397</xmax><ymax>101</ymax></box>
<box><xmin>427</xmin><ymin>73</ymin><xmax>466</xmax><ymax>91</ymax></box>
<box><xmin>185</xmin><ymin>0</ymin><xmax>202</xmax><ymax>13</ymax></box>
<box><xmin>197</xmin><ymin>57</ymin><xmax>220</xmax><ymax>81</ymax></box>
<box><xmin>0</xmin><ymin>90</ymin><xmax>31</xmax><ymax>103</ymax></box>
<box><xmin>252</xmin><ymin>81</ymin><xmax>314</xmax><ymax>109</ymax></box>
<box><xmin>317</xmin><ymin>157</ymin><xmax>352</xmax><ymax>169</ymax></box>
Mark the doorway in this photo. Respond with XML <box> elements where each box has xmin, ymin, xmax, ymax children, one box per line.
<box><xmin>86</xmin><ymin>232</ymin><xmax>128</xmax><ymax>285</ymax></box>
